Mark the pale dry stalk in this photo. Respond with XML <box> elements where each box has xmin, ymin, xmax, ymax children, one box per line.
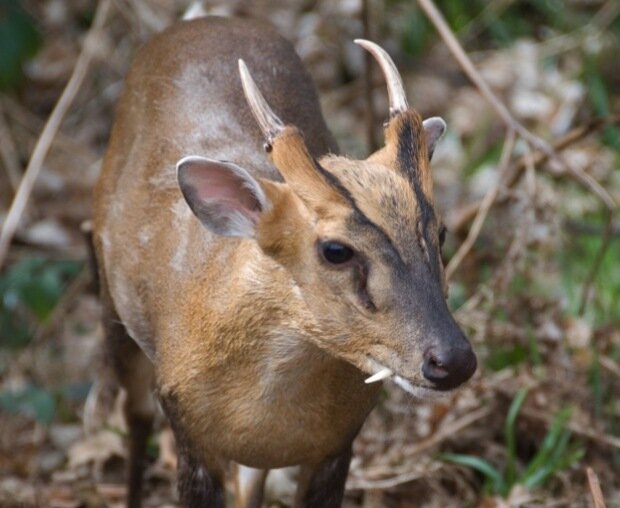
<box><xmin>415</xmin><ymin>0</ymin><xmax>551</xmax><ymax>154</ymax></box>
<box><xmin>417</xmin><ymin>0</ymin><xmax>617</xmax><ymax>211</ymax></box>
<box><xmin>0</xmin><ymin>101</ymin><xmax>22</xmax><ymax>192</ymax></box>
<box><xmin>0</xmin><ymin>0</ymin><xmax>113</xmax><ymax>269</ymax></box>
<box><xmin>586</xmin><ymin>467</ymin><xmax>607</xmax><ymax>508</ymax></box>
<box><xmin>417</xmin><ymin>0</ymin><xmax>618</xmax><ymax>316</ymax></box>
<box><xmin>445</xmin><ymin>129</ymin><xmax>516</xmax><ymax>280</ymax></box>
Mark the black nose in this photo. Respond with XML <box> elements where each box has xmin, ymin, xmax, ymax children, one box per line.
<box><xmin>422</xmin><ymin>342</ymin><xmax>477</xmax><ymax>391</ymax></box>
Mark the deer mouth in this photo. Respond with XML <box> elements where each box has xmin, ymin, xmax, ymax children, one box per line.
<box><xmin>363</xmin><ymin>358</ymin><xmax>448</xmax><ymax>400</ymax></box>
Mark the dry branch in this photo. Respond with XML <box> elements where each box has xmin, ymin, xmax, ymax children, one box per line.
<box><xmin>586</xmin><ymin>467</ymin><xmax>607</xmax><ymax>508</ymax></box>
<box><xmin>445</xmin><ymin>129</ymin><xmax>515</xmax><ymax>280</ymax></box>
<box><xmin>449</xmin><ymin>117</ymin><xmax>620</xmax><ymax>234</ymax></box>
<box><xmin>416</xmin><ymin>0</ymin><xmax>618</xmax><ymax>314</ymax></box>
<box><xmin>0</xmin><ymin>101</ymin><xmax>21</xmax><ymax>193</ymax></box>
<box><xmin>0</xmin><ymin>0</ymin><xmax>112</xmax><ymax>269</ymax></box>
<box><xmin>362</xmin><ymin>0</ymin><xmax>379</xmax><ymax>152</ymax></box>
<box><xmin>415</xmin><ymin>0</ymin><xmax>550</xmax><ymax>154</ymax></box>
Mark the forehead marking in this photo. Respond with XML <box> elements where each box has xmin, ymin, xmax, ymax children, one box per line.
<box><xmin>396</xmin><ymin>117</ymin><xmax>440</xmax><ymax>274</ymax></box>
<box><xmin>314</xmin><ymin>158</ymin><xmax>405</xmax><ymax>265</ymax></box>
<box><xmin>396</xmin><ymin>118</ymin><xmax>434</xmax><ymax>228</ymax></box>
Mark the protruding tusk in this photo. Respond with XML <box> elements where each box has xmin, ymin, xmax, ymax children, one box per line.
<box><xmin>238</xmin><ymin>59</ymin><xmax>285</xmax><ymax>143</ymax></box>
<box><xmin>354</xmin><ymin>39</ymin><xmax>408</xmax><ymax>116</ymax></box>
<box><xmin>364</xmin><ymin>367</ymin><xmax>393</xmax><ymax>384</ymax></box>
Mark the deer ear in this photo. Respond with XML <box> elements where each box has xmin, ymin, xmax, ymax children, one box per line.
<box><xmin>177</xmin><ymin>156</ymin><xmax>270</xmax><ymax>238</ymax></box>
<box><xmin>423</xmin><ymin>117</ymin><xmax>446</xmax><ymax>160</ymax></box>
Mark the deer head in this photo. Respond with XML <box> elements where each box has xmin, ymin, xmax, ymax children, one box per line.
<box><xmin>176</xmin><ymin>40</ymin><xmax>476</xmax><ymax>397</ymax></box>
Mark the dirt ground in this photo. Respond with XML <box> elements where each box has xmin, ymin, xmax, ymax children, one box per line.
<box><xmin>0</xmin><ymin>1</ymin><xmax>619</xmax><ymax>507</ymax></box>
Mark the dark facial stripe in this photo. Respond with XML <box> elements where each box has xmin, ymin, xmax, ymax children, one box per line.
<box><xmin>396</xmin><ymin>118</ymin><xmax>433</xmax><ymax>225</ymax></box>
<box><xmin>396</xmin><ymin>115</ymin><xmax>443</xmax><ymax>276</ymax></box>
<box><xmin>312</xmin><ymin>158</ymin><xmax>405</xmax><ymax>266</ymax></box>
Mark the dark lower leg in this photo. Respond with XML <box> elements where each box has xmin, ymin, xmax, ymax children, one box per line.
<box><xmin>176</xmin><ymin>447</ymin><xmax>225</xmax><ymax>508</ymax></box>
<box><xmin>296</xmin><ymin>445</ymin><xmax>353</xmax><ymax>508</ymax></box>
<box><xmin>126</xmin><ymin>414</ymin><xmax>154</xmax><ymax>508</ymax></box>
<box><xmin>159</xmin><ymin>396</ymin><xmax>225</xmax><ymax>508</ymax></box>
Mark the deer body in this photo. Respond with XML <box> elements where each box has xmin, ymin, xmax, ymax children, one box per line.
<box><xmin>93</xmin><ymin>15</ymin><xmax>476</xmax><ymax>508</ymax></box>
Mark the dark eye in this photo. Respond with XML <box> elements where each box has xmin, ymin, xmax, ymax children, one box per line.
<box><xmin>439</xmin><ymin>225</ymin><xmax>447</xmax><ymax>247</ymax></box>
<box><xmin>320</xmin><ymin>241</ymin><xmax>355</xmax><ymax>265</ymax></box>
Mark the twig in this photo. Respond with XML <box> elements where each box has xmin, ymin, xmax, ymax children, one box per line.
<box><xmin>347</xmin><ymin>468</ymin><xmax>432</xmax><ymax>490</ymax></box>
<box><xmin>564</xmin><ymin>219</ymin><xmax>620</xmax><ymax>237</ymax></box>
<box><xmin>445</xmin><ymin>129</ymin><xmax>515</xmax><ymax>280</ymax></box>
<box><xmin>1</xmin><ymin>94</ymin><xmax>99</xmax><ymax>165</ymax></box>
<box><xmin>578</xmin><ymin>210</ymin><xmax>614</xmax><ymax>315</ymax></box>
<box><xmin>31</xmin><ymin>267</ymin><xmax>91</xmax><ymax>346</ymax></box>
<box><xmin>414</xmin><ymin>0</ymin><xmax>551</xmax><ymax>155</ymax></box>
<box><xmin>362</xmin><ymin>0</ymin><xmax>379</xmax><ymax>152</ymax></box>
<box><xmin>586</xmin><ymin>467</ymin><xmax>607</xmax><ymax>508</ymax></box>
<box><xmin>599</xmin><ymin>355</ymin><xmax>620</xmax><ymax>380</ymax></box>
<box><xmin>402</xmin><ymin>405</ymin><xmax>492</xmax><ymax>456</ymax></box>
<box><xmin>416</xmin><ymin>0</ymin><xmax>618</xmax><ymax>215</ymax></box>
<box><xmin>0</xmin><ymin>0</ymin><xmax>112</xmax><ymax>269</ymax></box>
<box><xmin>449</xmin><ymin>117</ymin><xmax>620</xmax><ymax>235</ymax></box>
<box><xmin>347</xmin><ymin>405</ymin><xmax>490</xmax><ymax>490</ymax></box>
<box><xmin>520</xmin><ymin>407</ymin><xmax>620</xmax><ymax>450</ymax></box>
<box><xmin>0</xmin><ymin>101</ymin><xmax>22</xmax><ymax>193</ymax></box>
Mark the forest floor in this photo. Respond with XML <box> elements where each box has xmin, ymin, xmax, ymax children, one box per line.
<box><xmin>0</xmin><ymin>1</ymin><xmax>619</xmax><ymax>507</ymax></box>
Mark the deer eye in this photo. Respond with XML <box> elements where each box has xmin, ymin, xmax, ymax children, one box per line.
<box><xmin>320</xmin><ymin>241</ymin><xmax>355</xmax><ymax>265</ymax></box>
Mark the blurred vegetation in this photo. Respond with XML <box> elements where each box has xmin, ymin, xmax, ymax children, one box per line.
<box><xmin>441</xmin><ymin>389</ymin><xmax>583</xmax><ymax>499</ymax></box>
<box><xmin>0</xmin><ymin>0</ymin><xmax>618</xmax><ymax>505</ymax></box>
<box><xmin>0</xmin><ymin>257</ymin><xmax>82</xmax><ymax>348</ymax></box>
<box><xmin>0</xmin><ymin>0</ymin><xmax>41</xmax><ymax>90</ymax></box>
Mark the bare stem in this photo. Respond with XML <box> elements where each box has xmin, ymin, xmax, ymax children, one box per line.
<box><xmin>416</xmin><ymin>0</ymin><xmax>618</xmax><ymax>212</ymax></box>
<box><xmin>362</xmin><ymin>0</ymin><xmax>379</xmax><ymax>152</ymax></box>
<box><xmin>446</xmin><ymin>129</ymin><xmax>516</xmax><ymax>280</ymax></box>
<box><xmin>0</xmin><ymin>101</ymin><xmax>22</xmax><ymax>193</ymax></box>
<box><xmin>415</xmin><ymin>0</ymin><xmax>551</xmax><ymax>154</ymax></box>
<box><xmin>586</xmin><ymin>467</ymin><xmax>607</xmax><ymax>508</ymax></box>
<box><xmin>578</xmin><ymin>210</ymin><xmax>614</xmax><ymax>315</ymax></box>
<box><xmin>0</xmin><ymin>0</ymin><xmax>112</xmax><ymax>269</ymax></box>
<box><xmin>450</xmin><ymin>117</ymin><xmax>619</xmax><ymax>235</ymax></box>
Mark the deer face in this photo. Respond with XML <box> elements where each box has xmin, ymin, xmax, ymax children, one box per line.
<box><xmin>176</xmin><ymin>41</ymin><xmax>476</xmax><ymax>396</ymax></box>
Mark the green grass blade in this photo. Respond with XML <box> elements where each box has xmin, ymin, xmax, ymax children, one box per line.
<box><xmin>505</xmin><ymin>388</ymin><xmax>529</xmax><ymax>487</ymax></box>
<box><xmin>440</xmin><ymin>453</ymin><xmax>506</xmax><ymax>496</ymax></box>
<box><xmin>520</xmin><ymin>407</ymin><xmax>572</xmax><ymax>482</ymax></box>
<box><xmin>522</xmin><ymin>428</ymin><xmax>571</xmax><ymax>489</ymax></box>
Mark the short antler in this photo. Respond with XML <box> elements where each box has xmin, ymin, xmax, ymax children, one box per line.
<box><xmin>238</xmin><ymin>59</ymin><xmax>285</xmax><ymax>143</ymax></box>
<box><xmin>354</xmin><ymin>39</ymin><xmax>408</xmax><ymax>116</ymax></box>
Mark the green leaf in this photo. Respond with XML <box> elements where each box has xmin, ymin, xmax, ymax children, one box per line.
<box><xmin>505</xmin><ymin>388</ymin><xmax>528</xmax><ymax>487</ymax></box>
<box><xmin>0</xmin><ymin>257</ymin><xmax>83</xmax><ymax>348</ymax></box>
<box><xmin>0</xmin><ymin>385</ymin><xmax>56</xmax><ymax>424</ymax></box>
<box><xmin>520</xmin><ymin>407</ymin><xmax>573</xmax><ymax>483</ymax></box>
<box><xmin>440</xmin><ymin>453</ymin><xmax>507</xmax><ymax>496</ymax></box>
<box><xmin>485</xmin><ymin>344</ymin><xmax>528</xmax><ymax>371</ymax></box>
<box><xmin>0</xmin><ymin>0</ymin><xmax>41</xmax><ymax>90</ymax></box>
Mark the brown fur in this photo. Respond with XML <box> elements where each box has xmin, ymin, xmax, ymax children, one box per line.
<box><xmin>93</xmin><ymin>16</ymin><xmax>474</xmax><ymax>508</ymax></box>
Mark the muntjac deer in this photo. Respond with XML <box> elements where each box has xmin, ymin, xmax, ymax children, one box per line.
<box><xmin>93</xmin><ymin>15</ymin><xmax>476</xmax><ymax>508</ymax></box>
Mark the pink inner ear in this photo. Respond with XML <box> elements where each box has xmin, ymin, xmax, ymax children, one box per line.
<box><xmin>186</xmin><ymin>162</ymin><xmax>261</xmax><ymax>213</ymax></box>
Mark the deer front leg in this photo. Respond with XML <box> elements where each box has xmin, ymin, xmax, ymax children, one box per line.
<box><xmin>235</xmin><ymin>464</ymin><xmax>268</xmax><ymax>508</ymax></box>
<box><xmin>176</xmin><ymin>447</ymin><xmax>225</xmax><ymax>508</ymax></box>
<box><xmin>159</xmin><ymin>396</ymin><xmax>226</xmax><ymax>508</ymax></box>
<box><xmin>295</xmin><ymin>444</ymin><xmax>353</xmax><ymax>508</ymax></box>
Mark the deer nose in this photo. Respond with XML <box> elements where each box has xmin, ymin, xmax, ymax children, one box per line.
<box><xmin>422</xmin><ymin>342</ymin><xmax>477</xmax><ymax>391</ymax></box>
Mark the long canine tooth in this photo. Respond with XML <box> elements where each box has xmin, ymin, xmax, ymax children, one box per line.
<box><xmin>364</xmin><ymin>368</ymin><xmax>393</xmax><ymax>384</ymax></box>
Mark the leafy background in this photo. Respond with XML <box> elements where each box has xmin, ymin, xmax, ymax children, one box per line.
<box><xmin>0</xmin><ymin>0</ymin><xmax>618</xmax><ymax>506</ymax></box>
